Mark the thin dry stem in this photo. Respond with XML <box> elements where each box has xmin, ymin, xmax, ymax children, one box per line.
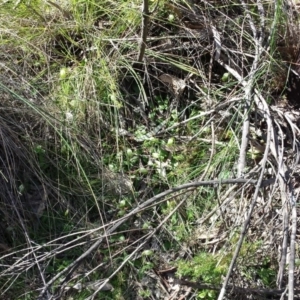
<box><xmin>137</xmin><ymin>0</ymin><xmax>150</xmax><ymax>62</ymax></box>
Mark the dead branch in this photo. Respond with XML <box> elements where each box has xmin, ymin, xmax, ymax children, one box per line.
<box><xmin>137</xmin><ymin>0</ymin><xmax>150</xmax><ymax>62</ymax></box>
<box><xmin>288</xmin><ymin>188</ymin><xmax>297</xmax><ymax>300</ymax></box>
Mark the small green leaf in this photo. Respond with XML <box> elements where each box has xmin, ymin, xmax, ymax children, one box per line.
<box><xmin>118</xmin><ymin>200</ymin><xmax>126</xmax><ymax>208</ymax></box>
<box><xmin>59</xmin><ymin>67</ymin><xmax>68</xmax><ymax>79</ymax></box>
<box><xmin>139</xmin><ymin>167</ymin><xmax>148</xmax><ymax>174</ymax></box>
<box><xmin>221</xmin><ymin>72</ymin><xmax>230</xmax><ymax>82</ymax></box>
<box><xmin>168</xmin><ymin>14</ymin><xmax>175</xmax><ymax>22</ymax></box>
<box><xmin>142</xmin><ymin>250</ymin><xmax>153</xmax><ymax>256</ymax></box>
<box><xmin>152</xmin><ymin>152</ymin><xmax>160</xmax><ymax>159</ymax></box>
<box><xmin>167</xmin><ymin>138</ymin><xmax>174</xmax><ymax>146</ymax></box>
<box><xmin>126</xmin><ymin>148</ymin><xmax>133</xmax><ymax>157</ymax></box>
<box><xmin>18</xmin><ymin>184</ymin><xmax>25</xmax><ymax>194</ymax></box>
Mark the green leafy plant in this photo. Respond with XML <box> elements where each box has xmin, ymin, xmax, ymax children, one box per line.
<box><xmin>176</xmin><ymin>252</ymin><xmax>227</xmax><ymax>300</ymax></box>
<box><xmin>176</xmin><ymin>252</ymin><xmax>227</xmax><ymax>283</ymax></box>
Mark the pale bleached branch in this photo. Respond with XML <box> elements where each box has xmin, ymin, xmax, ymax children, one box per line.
<box><xmin>288</xmin><ymin>189</ymin><xmax>297</xmax><ymax>300</ymax></box>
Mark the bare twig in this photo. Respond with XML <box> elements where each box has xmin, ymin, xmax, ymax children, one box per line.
<box><xmin>199</xmin><ymin>122</ymin><xmax>215</xmax><ymax>181</ymax></box>
<box><xmin>137</xmin><ymin>0</ymin><xmax>160</xmax><ymax>62</ymax></box>
<box><xmin>274</xmin><ymin>124</ymin><xmax>290</xmax><ymax>290</ymax></box>
<box><xmin>288</xmin><ymin>189</ymin><xmax>297</xmax><ymax>300</ymax></box>
<box><xmin>137</xmin><ymin>0</ymin><xmax>150</xmax><ymax>62</ymax></box>
<box><xmin>237</xmin><ymin>91</ymin><xmax>250</xmax><ymax>177</ymax></box>
<box><xmin>237</xmin><ymin>0</ymin><xmax>264</xmax><ymax>177</ymax></box>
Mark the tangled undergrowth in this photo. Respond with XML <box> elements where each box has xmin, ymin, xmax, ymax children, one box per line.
<box><xmin>1</xmin><ymin>0</ymin><xmax>300</xmax><ymax>299</ymax></box>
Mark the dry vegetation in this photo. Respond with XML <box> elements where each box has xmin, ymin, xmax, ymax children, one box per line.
<box><xmin>1</xmin><ymin>0</ymin><xmax>300</xmax><ymax>299</ymax></box>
